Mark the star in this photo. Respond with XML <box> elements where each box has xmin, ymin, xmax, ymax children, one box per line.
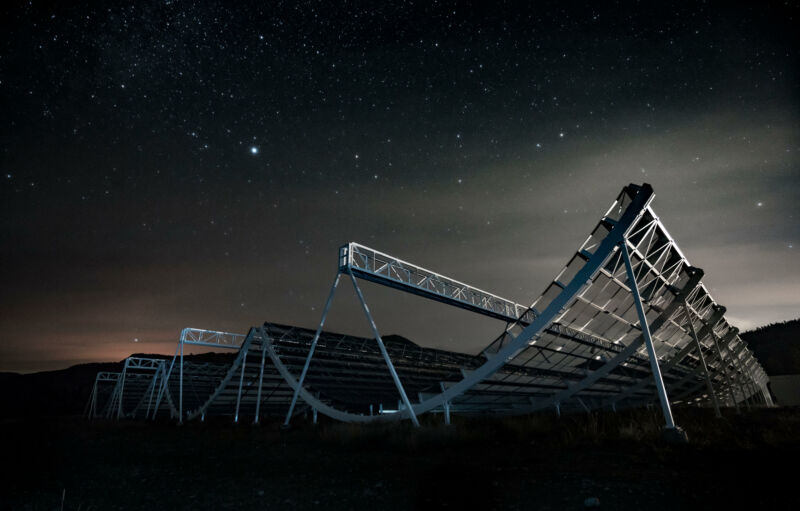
<box><xmin>250</xmin><ymin>146</ymin><xmax>259</xmax><ymax>155</ymax></box>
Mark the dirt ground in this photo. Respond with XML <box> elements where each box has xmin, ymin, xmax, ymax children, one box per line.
<box><xmin>3</xmin><ymin>407</ymin><xmax>798</xmax><ymax>510</ymax></box>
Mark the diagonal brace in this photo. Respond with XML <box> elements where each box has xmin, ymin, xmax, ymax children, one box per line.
<box><xmin>284</xmin><ymin>273</ymin><xmax>342</xmax><ymax>426</ymax></box>
<box><xmin>620</xmin><ymin>241</ymin><xmax>677</xmax><ymax>430</ymax></box>
<box><xmin>349</xmin><ymin>272</ymin><xmax>420</xmax><ymax>427</ymax></box>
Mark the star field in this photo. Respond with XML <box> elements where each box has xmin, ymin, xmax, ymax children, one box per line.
<box><xmin>0</xmin><ymin>1</ymin><xmax>798</xmax><ymax>372</ymax></box>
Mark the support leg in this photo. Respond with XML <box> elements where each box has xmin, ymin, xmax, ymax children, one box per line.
<box><xmin>146</xmin><ymin>368</ymin><xmax>159</xmax><ymax>418</ymax></box>
<box><xmin>284</xmin><ymin>273</ymin><xmax>342</xmax><ymax>426</ymax></box>
<box><xmin>745</xmin><ymin>364</ymin><xmax>760</xmax><ymax>407</ymax></box>
<box><xmin>727</xmin><ymin>343</ymin><xmax>749</xmax><ymax>411</ymax></box>
<box><xmin>727</xmin><ymin>348</ymin><xmax>752</xmax><ymax>411</ymax></box>
<box><xmin>254</xmin><ymin>337</ymin><xmax>268</xmax><ymax>424</ymax></box>
<box><xmin>234</xmin><ymin>346</ymin><xmax>249</xmax><ymax>423</ymax></box>
<box><xmin>757</xmin><ymin>375</ymin><xmax>771</xmax><ymax>406</ymax></box>
<box><xmin>179</xmin><ymin>341</ymin><xmax>184</xmax><ymax>424</ymax></box>
<box><xmin>737</xmin><ymin>365</ymin><xmax>752</xmax><ymax>411</ymax></box>
<box><xmin>88</xmin><ymin>380</ymin><xmax>98</xmax><ymax>419</ymax></box>
<box><xmin>760</xmin><ymin>381</ymin><xmax>773</xmax><ymax>406</ymax></box>
<box><xmin>741</xmin><ymin>366</ymin><xmax>756</xmax><ymax>405</ymax></box>
<box><xmin>350</xmin><ymin>273</ymin><xmax>420</xmax><ymax>427</ymax></box>
<box><xmin>117</xmin><ymin>361</ymin><xmax>128</xmax><ymax>420</ymax></box>
<box><xmin>152</xmin><ymin>345</ymin><xmax>178</xmax><ymax>420</ymax></box>
<box><xmin>711</xmin><ymin>334</ymin><xmax>740</xmax><ymax>413</ymax></box>
<box><xmin>620</xmin><ymin>242</ymin><xmax>679</xmax><ymax>432</ymax></box>
<box><xmin>439</xmin><ymin>383</ymin><xmax>452</xmax><ymax>425</ymax></box>
<box><xmin>107</xmin><ymin>380</ymin><xmax>120</xmax><ymax>419</ymax></box>
<box><xmin>684</xmin><ymin>304</ymin><xmax>721</xmax><ymax>418</ymax></box>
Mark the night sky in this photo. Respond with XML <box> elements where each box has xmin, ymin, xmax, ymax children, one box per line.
<box><xmin>1</xmin><ymin>1</ymin><xmax>798</xmax><ymax>373</ymax></box>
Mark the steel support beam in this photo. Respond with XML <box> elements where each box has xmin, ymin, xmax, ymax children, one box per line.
<box><xmin>711</xmin><ymin>331</ymin><xmax>740</xmax><ymax>412</ymax></box>
<box><xmin>728</xmin><ymin>339</ymin><xmax>752</xmax><ymax>411</ymax></box>
<box><xmin>284</xmin><ymin>273</ymin><xmax>342</xmax><ymax>426</ymax></box>
<box><xmin>117</xmin><ymin>360</ymin><xmax>128</xmax><ymax>420</ymax></box>
<box><xmin>603</xmin><ymin>269</ymin><xmax>707</xmax><ymax>408</ymax></box>
<box><xmin>145</xmin><ymin>368</ymin><xmax>159</xmax><ymax>418</ymax></box>
<box><xmin>234</xmin><ymin>344</ymin><xmax>249</xmax><ymax>423</ymax></box>
<box><xmin>188</xmin><ymin>328</ymin><xmax>255</xmax><ymax>422</ymax></box>
<box><xmin>343</xmin><ymin>242</ymin><xmax>533</xmax><ymax>323</ymax></box>
<box><xmin>667</xmin><ymin>312</ymin><xmax>736</xmax><ymax>402</ymax></box>
<box><xmin>684</xmin><ymin>302</ymin><xmax>721</xmax><ymax>418</ymax></box>
<box><xmin>253</xmin><ymin>339</ymin><xmax>268</xmax><ymax>424</ymax></box>
<box><xmin>349</xmin><ymin>272</ymin><xmax>420</xmax><ymax>427</ymax></box>
<box><xmin>87</xmin><ymin>380</ymin><xmax>98</xmax><ymax>419</ymax></box>
<box><xmin>179</xmin><ymin>339</ymin><xmax>184</xmax><ymax>424</ymax></box>
<box><xmin>439</xmin><ymin>383</ymin><xmax>452</xmax><ymax>425</ymax></box>
<box><xmin>152</xmin><ymin>343</ymin><xmax>179</xmax><ymax>420</ymax></box>
<box><xmin>620</xmin><ymin>241</ymin><xmax>676</xmax><ymax>430</ymax></box>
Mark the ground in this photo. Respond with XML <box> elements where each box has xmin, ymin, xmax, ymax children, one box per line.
<box><xmin>3</xmin><ymin>407</ymin><xmax>798</xmax><ymax>510</ymax></box>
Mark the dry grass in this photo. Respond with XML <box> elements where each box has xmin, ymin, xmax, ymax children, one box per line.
<box><xmin>307</xmin><ymin>405</ymin><xmax>800</xmax><ymax>452</ymax></box>
<box><xmin>4</xmin><ymin>407</ymin><xmax>798</xmax><ymax>510</ymax></box>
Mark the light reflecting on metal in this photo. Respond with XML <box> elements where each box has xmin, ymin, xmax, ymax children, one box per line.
<box><xmin>87</xmin><ymin>183</ymin><xmax>771</xmax><ymax>427</ymax></box>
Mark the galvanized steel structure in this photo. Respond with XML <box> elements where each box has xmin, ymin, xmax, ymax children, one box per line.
<box><xmin>89</xmin><ymin>184</ymin><xmax>772</xmax><ymax>430</ymax></box>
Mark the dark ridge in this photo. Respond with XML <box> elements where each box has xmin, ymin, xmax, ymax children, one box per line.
<box><xmin>741</xmin><ymin>319</ymin><xmax>800</xmax><ymax>376</ymax></box>
<box><xmin>0</xmin><ymin>351</ymin><xmax>233</xmax><ymax>419</ymax></box>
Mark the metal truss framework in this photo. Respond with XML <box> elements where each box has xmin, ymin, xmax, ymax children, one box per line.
<box><xmin>86</xmin><ymin>357</ymin><xmax>169</xmax><ymax>420</ymax></box>
<box><xmin>86</xmin><ymin>372</ymin><xmax>119</xmax><ymax>419</ymax></box>
<box><xmin>269</xmin><ymin>183</ymin><xmax>771</xmax><ymax>428</ymax></box>
<box><xmin>90</xmin><ymin>183</ymin><xmax>772</xmax><ymax>428</ymax></box>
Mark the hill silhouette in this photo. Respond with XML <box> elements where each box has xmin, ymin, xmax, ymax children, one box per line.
<box><xmin>0</xmin><ymin>361</ymin><xmax>122</xmax><ymax>418</ymax></box>
<box><xmin>741</xmin><ymin>319</ymin><xmax>800</xmax><ymax>376</ymax></box>
<box><xmin>0</xmin><ymin>352</ymin><xmax>235</xmax><ymax>418</ymax></box>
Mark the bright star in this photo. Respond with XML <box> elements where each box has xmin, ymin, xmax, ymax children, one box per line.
<box><xmin>250</xmin><ymin>146</ymin><xmax>259</xmax><ymax>155</ymax></box>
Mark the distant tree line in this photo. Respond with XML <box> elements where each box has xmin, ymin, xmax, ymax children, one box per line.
<box><xmin>741</xmin><ymin>319</ymin><xmax>800</xmax><ymax>376</ymax></box>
